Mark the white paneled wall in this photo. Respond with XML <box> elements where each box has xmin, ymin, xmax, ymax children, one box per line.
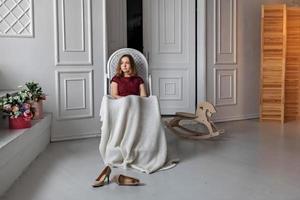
<box><xmin>212</xmin><ymin>0</ymin><xmax>237</xmax><ymax>108</ymax></box>
<box><xmin>207</xmin><ymin>0</ymin><xmax>266</xmax><ymax>121</ymax></box>
<box><xmin>52</xmin><ymin>0</ymin><xmax>104</xmax><ymax>141</ymax></box>
<box><xmin>0</xmin><ymin>0</ymin><xmax>280</xmax><ymax>140</ymax></box>
<box><xmin>0</xmin><ymin>0</ymin><xmax>105</xmax><ymax>141</ymax></box>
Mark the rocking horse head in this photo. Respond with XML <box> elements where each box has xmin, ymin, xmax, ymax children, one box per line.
<box><xmin>196</xmin><ymin>101</ymin><xmax>216</xmax><ymax>118</ymax></box>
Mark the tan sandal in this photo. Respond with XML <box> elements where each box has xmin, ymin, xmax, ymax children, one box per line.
<box><xmin>111</xmin><ymin>174</ymin><xmax>140</xmax><ymax>186</ymax></box>
<box><xmin>92</xmin><ymin>166</ymin><xmax>111</xmax><ymax>187</ymax></box>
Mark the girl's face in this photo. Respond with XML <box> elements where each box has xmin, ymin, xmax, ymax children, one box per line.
<box><xmin>120</xmin><ymin>56</ymin><xmax>132</xmax><ymax>75</ymax></box>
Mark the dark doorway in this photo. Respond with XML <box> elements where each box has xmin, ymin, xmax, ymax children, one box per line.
<box><xmin>127</xmin><ymin>0</ymin><xmax>143</xmax><ymax>52</ymax></box>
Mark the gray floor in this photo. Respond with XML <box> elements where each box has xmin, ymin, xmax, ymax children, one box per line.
<box><xmin>2</xmin><ymin>119</ymin><xmax>300</xmax><ymax>200</ymax></box>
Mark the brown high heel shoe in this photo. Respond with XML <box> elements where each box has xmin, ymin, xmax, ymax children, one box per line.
<box><xmin>92</xmin><ymin>166</ymin><xmax>111</xmax><ymax>187</ymax></box>
<box><xmin>111</xmin><ymin>174</ymin><xmax>140</xmax><ymax>186</ymax></box>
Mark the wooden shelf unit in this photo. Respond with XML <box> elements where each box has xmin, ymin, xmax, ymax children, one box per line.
<box><xmin>261</xmin><ymin>4</ymin><xmax>300</xmax><ymax>123</ymax></box>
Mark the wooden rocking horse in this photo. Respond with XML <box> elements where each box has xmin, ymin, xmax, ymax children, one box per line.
<box><xmin>166</xmin><ymin>102</ymin><xmax>224</xmax><ymax>139</ymax></box>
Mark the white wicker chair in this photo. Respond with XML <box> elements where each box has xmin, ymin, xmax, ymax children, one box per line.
<box><xmin>104</xmin><ymin>48</ymin><xmax>152</xmax><ymax>96</ymax></box>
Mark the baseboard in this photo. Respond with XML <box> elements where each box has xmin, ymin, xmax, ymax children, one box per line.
<box><xmin>214</xmin><ymin>113</ymin><xmax>259</xmax><ymax>123</ymax></box>
<box><xmin>51</xmin><ymin>132</ymin><xmax>101</xmax><ymax>142</ymax></box>
<box><xmin>51</xmin><ymin>114</ymin><xmax>259</xmax><ymax>141</ymax></box>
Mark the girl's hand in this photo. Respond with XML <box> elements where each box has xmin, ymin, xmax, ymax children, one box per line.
<box><xmin>111</xmin><ymin>82</ymin><xmax>121</xmax><ymax>99</ymax></box>
<box><xmin>139</xmin><ymin>84</ymin><xmax>147</xmax><ymax>97</ymax></box>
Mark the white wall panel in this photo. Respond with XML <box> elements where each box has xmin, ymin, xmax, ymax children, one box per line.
<box><xmin>159</xmin><ymin>77</ymin><xmax>183</xmax><ymax>100</ymax></box>
<box><xmin>214</xmin><ymin>68</ymin><xmax>237</xmax><ymax>106</ymax></box>
<box><xmin>214</xmin><ymin>0</ymin><xmax>236</xmax><ymax>64</ymax></box>
<box><xmin>64</xmin><ymin>78</ymin><xmax>86</xmax><ymax>110</ymax></box>
<box><xmin>56</xmin><ymin>69</ymin><xmax>93</xmax><ymax>120</ymax></box>
<box><xmin>0</xmin><ymin>0</ymin><xmax>34</xmax><ymax>37</ymax></box>
<box><xmin>148</xmin><ymin>0</ymin><xmax>191</xmax><ymax>66</ymax></box>
<box><xmin>54</xmin><ymin>0</ymin><xmax>92</xmax><ymax>65</ymax></box>
<box><xmin>152</xmin><ymin>69</ymin><xmax>189</xmax><ymax>111</ymax></box>
<box><xmin>159</xmin><ymin>0</ymin><xmax>181</xmax><ymax>53</ymax></box>
<box><xmin>62</xmin><ymin>0</ymin><xmax>84</xmax><ymax>52</ymax></box>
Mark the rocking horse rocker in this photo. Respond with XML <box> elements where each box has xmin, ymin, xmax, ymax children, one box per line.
<box><xmin>166</xmin><ymin>102</ymin><xmax>224</xmax><ymax>139</ymax></box>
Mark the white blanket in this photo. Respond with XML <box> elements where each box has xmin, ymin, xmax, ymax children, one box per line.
<box><xmin>99</xmin><ymin>95</ymin><xmax>175</xmax><ymax>174</ymax></box>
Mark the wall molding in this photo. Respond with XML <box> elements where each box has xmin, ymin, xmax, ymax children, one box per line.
<box><xmin>0</xmin><ymin>0</ymin><xmax>34</xmax><ymax>37</ymax></box>
<box><xmin>158</xmin><ymin>77</ymin><xmax>183</xmax><ymax>100</ymax></box>
<box><xmin>51</xmin><ymin>131</ymin><xmax>100</xmax><ymax>142</ymax></box>
<box><xmin>61</xmin><ymin>0</ymin><xmax>85</xmax><ymax>52</ymax></box>
<box><xmin>55</xmin><ymin>69</ymin><xmax>94</xmax><ymax>120</ymax></box>
<box><xmin>158</xmin><ymin>0</ymin><xmax>182</xmax><ymax>54</ymax></box>
<box><xmin>213</xmin><ymin>0</ymin><xmax>237</xmax><ymax>64</ymax></box>
<box><xmin>64</xmin><ymin>78</ymin><xmax>87</xmax><ymax>110</ymax></box>
<box><xmin>54</xmin><ymin>0</ymin><xmax>93</xmax><ymax>65</ymax></box>
<box><xmin>214</xmin><ymin>67</ymin><xmax>237</xmax><ymax>106</ymax></box>
<box><xmin>214</xmin><ymin>113</ymin><xmax>259</xmax><ymax>122</ymax></box>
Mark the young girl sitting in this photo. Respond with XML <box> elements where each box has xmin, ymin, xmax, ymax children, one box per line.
<box><xmin>111</xmin><ymin>54</ymin><xmax>147</xmax><ymax>99</ymax></box>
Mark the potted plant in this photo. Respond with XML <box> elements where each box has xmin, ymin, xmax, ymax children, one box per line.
<box><xmin>23</xmin><ymin>81</ymin><xmax>46</xmax><ymax>120</ymax></box>
<box><xmin>0</xmin><ymin>91</ymin><xmax>33</xmax><ymax>129</ymax></box>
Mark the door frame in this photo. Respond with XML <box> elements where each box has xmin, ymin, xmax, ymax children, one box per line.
<box><xmin>197</xmin><ymin>0</ymin><xmax>206</xmax><ymax>104</ymax></box>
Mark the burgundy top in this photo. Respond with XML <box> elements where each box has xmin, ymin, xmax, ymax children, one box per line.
<box><xmin>111</xmin><ymin>75</ymin><xmax>144</xmax><ymax>96</ymax></box>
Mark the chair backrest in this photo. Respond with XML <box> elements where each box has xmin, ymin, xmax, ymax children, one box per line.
<box><xmin>105</xmin><ymin>48</ymin><xmax>150</xmax><ymax>95</ymax></box>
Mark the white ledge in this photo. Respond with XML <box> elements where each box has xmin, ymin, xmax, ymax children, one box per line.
<box><xmin>0</xmin><ymin>113</ymin><xmax>52</xmax><ymax>196</ymax></box>
<box><xmin>0</xmin><ymin>114</ymin><xmax>51</xmax><ymax>150</ymax></box>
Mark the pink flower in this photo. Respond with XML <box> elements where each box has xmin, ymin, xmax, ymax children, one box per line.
<box><xmin>12</xmin><ymin>105</ymin><xmax>19</xmax><ymax>113</ymax></box>
<box><xmin>23</xmin><ymin>110</ymin><xmax>33</xmax><ymax>120</ymax></box>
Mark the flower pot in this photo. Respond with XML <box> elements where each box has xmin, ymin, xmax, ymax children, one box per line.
<box><xmin>32</xmin><ymin>100</ymin><xmax>44</xmax><ymax>120</ymax></box>
<box><xmin>9</xmin><ymin>116</ymin><xmax>31</xmax><ymax>129</ymax></box>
